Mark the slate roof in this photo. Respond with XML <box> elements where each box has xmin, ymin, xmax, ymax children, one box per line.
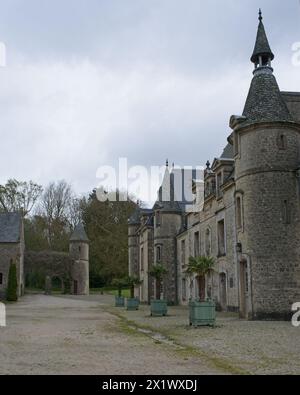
<box><xmin>128</xmin><ymin>207</ymin><xmax>153</xmax><ymax>225</ymax></box>
<box><xmin>251</xmin><ymin>18</ymin><xmax>274</xmax><ymax>64</ymax></box>
<box><xmin>153</xmin><ymin>168</ymin><xmax>198</xmax><ymax>213</ymax></box>
<box><xmin>243</xmin><ymin>71</ymin><xmax>292</xmax><ymax>124</ymax></box>
<box><xmin>70</xmin><ymin>223</ymin><xmax>89</xmax><ymax>242</ymax></box>
<box><xmin>0</xmin><ymin>212</ymin><xmax>22</xmax><ymax>243</ymax></box>
<box><xmin>220</xmin><ymin>144</ymin><xmax>234</xmax><ymax>159</ymax></box>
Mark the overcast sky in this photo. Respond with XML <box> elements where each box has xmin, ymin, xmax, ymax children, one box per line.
<box><xmin>0</xmin><ymin>0</ymin><xmax>300</xmax><ymax>196</ymax></box>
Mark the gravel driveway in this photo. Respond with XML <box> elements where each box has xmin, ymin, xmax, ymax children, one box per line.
<box><xmin>0</xmin><ymin>294</ymin><xmax>223</xmax><ymax>375</ymax></box>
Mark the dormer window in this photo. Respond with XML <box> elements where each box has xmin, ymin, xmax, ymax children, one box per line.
<box><xmin>216</xmin><ymin>172</ymin><xmax>223</xmax><ymax>198</ymax></box>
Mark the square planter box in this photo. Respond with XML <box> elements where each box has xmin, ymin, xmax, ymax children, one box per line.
<box><xmin>115</xmin><ymin>296</ymin><xmax>125</xmax><ymax>307</ymax></box>
<box><xmin>150</xmin><ymin>300</ymin><xmax>168</xmax><ymax>317</ymax></box>
<box><xmin>189</xmin><ymin>300</ymin><xmax>216</xmax><ymax>327</ymax></box>
<box><xmin>126</xmin><ymin>298</ymin><xmax>140</xmax><ymax>311</ymax></box>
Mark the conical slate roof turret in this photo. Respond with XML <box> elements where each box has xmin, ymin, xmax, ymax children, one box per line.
<box><xmin>241</xmin><ymin>11</ymin><xmax>292</xmax><ymax>124</ymax></box>
<box><xmin>70</xmin><ymin>223</ymin><xmax>89</xmax><ymax>243</ymax></box>
<box><xmin>251</xmin><ymin>9</ymin><xmax>274</xmax><ymax>65</ymax></box>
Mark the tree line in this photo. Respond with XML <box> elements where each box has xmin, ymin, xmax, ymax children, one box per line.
<box><xmin>0</xmin><ymin>179</ymin><xmax>137</xmax><ymax>288</ymax></box>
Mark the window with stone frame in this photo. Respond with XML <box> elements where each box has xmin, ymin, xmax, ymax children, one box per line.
<box><xmin>156</xmin><ymin>245</ymin><xmax>162</xmax><ymax>263</ymax></box>
<box><xmin>236</xmin><ymin>195</ymin><xmax>243</xmax><ymax>230</ymax></box>
<box><xmin>140</xmin><ymin>247</ymin><xmax>144</xmax><ymax>271</ymax></box>
<box><xmin>277</xmin><ymin>134</ymin><xmax>287</xmax><ymax>150</ymax></box>
<box><xmin>194</xmin><ymin>232</ymin><xmax>200</xmax><ymax>257</ymax></box>
<box><xmin>217</xmin><ymin>219</ymin><xmax>226</xmax><ymax>257</ymax></box>
<box><xmin>181</xmin><ymin>239</ymin><xmax>186</xmax><ymax>266</ymax></box>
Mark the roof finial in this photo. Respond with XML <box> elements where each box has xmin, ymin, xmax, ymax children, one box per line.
<box><xmin>166</xmin><ymin>159</ymin><xmax>169</xmax><ymax>168</ymax></box>
<box><xmin>259</xmin><ymin>8</ymin><xmax>262</xmax><ymax>22</ymax></box>
<box><xmin>206</xmin><ymin>160</ymin><xmax>211</xmax><ymax>170</ymax></box>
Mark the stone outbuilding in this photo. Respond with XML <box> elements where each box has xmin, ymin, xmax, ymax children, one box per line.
<box><xmin>0</xmin><ymin>212</ymin><xmax>25</xmax><ymax>300</ymax></box>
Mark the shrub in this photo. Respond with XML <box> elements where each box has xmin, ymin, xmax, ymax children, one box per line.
<box><xmin>7</xmin><ymin>263</ymin><xmax>18</xmax><ymax>302</ymax></box>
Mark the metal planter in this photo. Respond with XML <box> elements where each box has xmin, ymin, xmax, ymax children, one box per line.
<box><xmin>150</xmin><ymin>300</ymin><xmax>168</xmax><ymax>317</ymax></box>
<box><xmin>189</xmin><ymin>300</ymin><xmax>216</xmax><ymax>327</ymax></box>
<box><xmin>126</xmin><ymin>298</ymin><xmax>140</xmax><ymax>311</ymax></box>
<box><xmin>115</xmin><ymin>296</ymin><xmax>125</xmax><ymax>307</ymax></box>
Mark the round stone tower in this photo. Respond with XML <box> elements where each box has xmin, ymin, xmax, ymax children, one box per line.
<box><xmin>69</xmin><ymin>223</ymin><xmax>89</xmax><ymax>295</ymax></box>
<box><xmin>230</xmin><ymin>11</ymin><xmax>300</xmax><ymax>319</ymax></box>
<box><xmin>153</xmin><ymin>165</ymin><xmax>182</xmax><ymax>304</ymax></box>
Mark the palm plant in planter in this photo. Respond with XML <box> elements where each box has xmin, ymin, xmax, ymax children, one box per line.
<box><xmin>126</xmin><ymin>276</ymin><xmax>142</xmax><ymax>311</ymax></box>
<box><xmin>149</xmin><ymin>264</ymin><xmax>168</xmax><ymax>317</ymax></box>
<box><xmin>186</xmin><ymin>256</ymin><xmax>216</xmax><ymax>327</ymax></box>
<box><xmin>112</xmin><ymin>278</ymin><xmax>127</xmax><ymax>307</ymax></box>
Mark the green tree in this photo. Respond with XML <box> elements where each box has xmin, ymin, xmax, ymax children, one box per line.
<box><xmin>7</xmin><ymin>262</ymin><xmax>18</xmax><ymax>302</ymax></box>
<box><xmin>82</xmin><ymin>189</ymin><xmax>137</xmax><ymax>286</ymax></box>
<box><xmin>186</xmin><ymin>256</ymin><xmax>215</xmax><ymax>301</ymax></box>
<box><xmin>112</xmin><ymin>278</ymin><xmax>128</xmax><ymax>298</ymax></box>
<box><xmin>126</xmin><ymin>276</ymin><xmax>143</xmax><ymax>299</ymax></box>
<box><xmin>149</xmin><ymin>264</ymin><xmax>168</xmax><ymax>300</ymax></box>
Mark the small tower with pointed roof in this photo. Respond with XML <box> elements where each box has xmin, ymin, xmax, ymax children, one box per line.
<box><xmin>69</xmin><ymin>223</ymin><xmax>89</xmax><ymax>295</ymax></box>
<box><xmin>230</xmin><ymin>10</ymin><xmax>300</xmax><ymax>319</ymax></box>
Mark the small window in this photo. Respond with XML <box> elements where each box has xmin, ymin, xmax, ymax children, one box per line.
<box><xmin>218</xmin><ymin>220</ymin><xmax>226</xmax><ymax>256</ymax></box>
<box><xmin>194</xmin><ymin>232</ymin><xmax>200</xmax><ymax>257</ymax></box>
<box><xmin>236</xmin><ymin>196</ymin><xmax>243</xmax><ymax>230</ymax></box>
<box><xmin>229</xmin><ymin>278</ymin><xmax>234</xmax><ymax>289</ymax></box>
<box><xmin>181</xmin><ymin>240</ymin><xmax>186</xmax><ymax>266</ymax></box>
<box><xmin>140</xmin><ymin>248</ymin><xmax>144</xmax><ymax>271</ymax></box>
<box><xmin>79</xmin><ymin>246</ymin><xmax>81</xmax><ymax>253</ymax></box>
<box><xmin>156</xmin><ymin>246</ymin><xmax>161</xmax><ymax>263</ymax></box>
<box><xmin>0</xmin><ymin>273</ymin><xmax>3</xmax><ymax>285</ymax></box>
<box><xmin>277</xmin><ymin>134</ymin><xmax>287</xmax><ymax>150</ymax></box>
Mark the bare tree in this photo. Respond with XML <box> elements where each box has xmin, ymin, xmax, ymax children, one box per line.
<box><xmin>40</xmin><ymin>180</ymin><xmax>73</xmax><ymax>247</ymax></box>
<box><xmin>0</xmin><ymin>179</ymin><xmax>43</xmax><ymax>216</ymax></box>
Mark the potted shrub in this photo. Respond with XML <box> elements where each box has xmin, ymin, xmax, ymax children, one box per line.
<box><xmin>149</xmin><ymin>264</ymin><xmax>168</xmax><ymax>317</ymax></box>
<box><xmin>112</xmin><ymin>278</ymin><xmax>127</xmax><ymax>307</ymax></box>
<box><xmin>186</xmin><ymin>256</ymin><xmax>216</xmax><ymax>327</ymax></box>
<box><xmin>126</xmin><ymin>276</ymin><xmax>142</xmax><ymax>311</ymax></box>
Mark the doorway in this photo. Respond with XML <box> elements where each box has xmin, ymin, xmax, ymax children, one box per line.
<box><xmin>219</xmin><ymin>273</ymin><xmax>227</xmax><ymax>311</ymax></box>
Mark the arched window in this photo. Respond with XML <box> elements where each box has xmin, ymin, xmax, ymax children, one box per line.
<box><xmin>156</xmin><ymin>246</ymin><xmax>161</xmax><ymax>263</ymax></box>
<box><xmin>236</xmin><ymin>196</ymin><xmax>242</xmax><ymax>230</ymax></box>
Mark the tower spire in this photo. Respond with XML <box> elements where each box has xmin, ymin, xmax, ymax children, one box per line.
<box><xmin>251</xmin><ymin>10</ymin><xmax>274</xmax><ymax>70</ymax></box>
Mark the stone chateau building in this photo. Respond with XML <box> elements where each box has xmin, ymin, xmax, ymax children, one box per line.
<box><xmin>0</xmin><ymin>212</ymin><xmax>89</xmax><ymax>299</ymax></box>
<box><xmin>128</xmin><ymin>12</ymin><xmax>300</xmax><ymax>320</ymax></box>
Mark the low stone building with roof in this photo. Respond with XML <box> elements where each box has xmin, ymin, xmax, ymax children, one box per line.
<box><xmin>128</xmin><ymin>12</ymin><xmax>300</xmax><ymax>319</ymax></box>
<box><xmin>0</xmin><ymin>215</ymin><xmax>89</xmax><ymax>299</ymax></box>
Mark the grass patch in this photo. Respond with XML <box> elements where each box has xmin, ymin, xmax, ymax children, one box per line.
<box><xmin>90</xmin><ymin>287</ymin><xmax>130</xmax><ymax>298</ymax></box>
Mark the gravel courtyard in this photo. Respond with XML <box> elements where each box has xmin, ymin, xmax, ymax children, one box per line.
<box><xmin>1</xmin><ymin>294</ymin><xmax>300</xmax><ymax>375</ymax></box>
